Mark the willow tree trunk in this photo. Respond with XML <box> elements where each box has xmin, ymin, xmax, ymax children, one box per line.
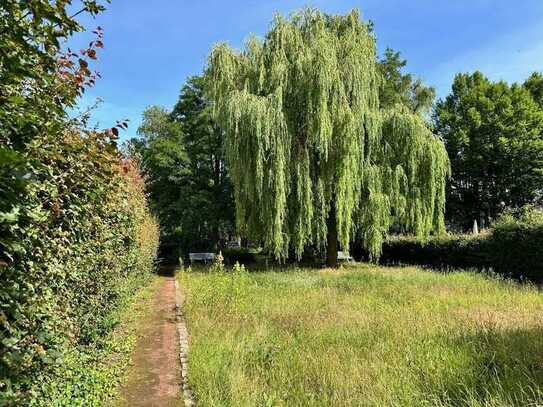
<box><xmin>326</xmin><ymin>200</ymin><xmax>338</xmax><ymax>268</ymax></box>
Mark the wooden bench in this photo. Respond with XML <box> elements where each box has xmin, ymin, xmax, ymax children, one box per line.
<box><xmin>189</xmin><ymin>252</ymin><xmax>215</xmax><ymax>264</ymax></box>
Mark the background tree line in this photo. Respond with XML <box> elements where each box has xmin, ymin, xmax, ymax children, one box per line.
<box><xmin>130</xmin><ymin>41</ymin><xmax>439</xmax><ymax>262</ymax></box>
<box><xmin>128</xmin><ymin>77</ymin><xmax>235</xmax><ymax>262</ymax></box>
<box><xmin>436</xmin><ymin>71</ymin><xmax>543</xmax><ymax>229</ymax></box>
<box><xmin>133</xmin><ymin>12</ymin><xmax>543</xmax><ymax>263</ymax></box>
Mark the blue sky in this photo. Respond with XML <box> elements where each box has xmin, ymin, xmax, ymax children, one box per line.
<box><xmin>69</xmin><ymin>0</ymin><xmax>543</xmax><ymax>140</ymax></box>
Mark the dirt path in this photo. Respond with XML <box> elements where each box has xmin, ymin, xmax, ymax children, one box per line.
<box><xmin>116</xmin><ymin>273</ymin><xmax>183</xmax><ymax>407</ymax></box>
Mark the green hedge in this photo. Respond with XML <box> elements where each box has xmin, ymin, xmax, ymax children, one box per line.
<box><xmin>381</xmin><ymin>206</ymin><xmax>543</xmax><ymax>282</ymax></box>
<box><xmin>0</xmin><ymin>132</ymin><xmax>160</xmax><ymax>405</ymax></box>
<box><xmin>381</xmin><ymin>234</ymin><xmax>488</xmax><ymax>269</ymax></box>
<box><xmin>489</xmin><ymin>207</ymin><xmax>543</xmax><ymax>281</ymax></box>
<box><xmin>221</xmin><ymin>247</ymin><xmax>260</xmax><ymax>264</ymax></box>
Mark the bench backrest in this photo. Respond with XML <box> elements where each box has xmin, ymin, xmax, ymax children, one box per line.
<box><xmin>189</xmin><ymin>252</ymin><xmax>215</xmax><ymax>261</ymax></box>
<box><xmin>337</xmin><ymin>251</ymin><xmax>352</xmax><ymax>260</ymax></box>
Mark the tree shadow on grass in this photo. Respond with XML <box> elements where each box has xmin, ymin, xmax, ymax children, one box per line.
<box><xmin>419</xmin><ymin>326</ymin><xmax>543</xmax><ymax>406</ymax></box>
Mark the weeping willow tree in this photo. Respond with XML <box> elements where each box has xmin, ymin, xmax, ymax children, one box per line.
<box><xmin>206</xmin><ymin>8</ymin><xmax>449</xmax><ymax>267</ymax></box>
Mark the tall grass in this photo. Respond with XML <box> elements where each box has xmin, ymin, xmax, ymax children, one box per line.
<box><xmin>178</xmin><ymin>264</ymin><xmax>543</xmax><ymax>406</ymax></box>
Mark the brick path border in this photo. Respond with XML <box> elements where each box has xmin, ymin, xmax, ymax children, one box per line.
<box><xmin>174</xmin><ymin>278</ymin><xmax>197</xmax><ymax>406</ymax></box>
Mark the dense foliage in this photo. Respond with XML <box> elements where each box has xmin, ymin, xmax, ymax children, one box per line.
<box><xmin>221</xmin><ymin>247</ymin><xmax>260</xmax><ymax>265</ymax></box>
<box><xmin>524</xmin><ymin>72</ymin><xmax>543</xmax><ymax>108</ymax></box>
<box><xmin>0</xmin><ymin>0</ymin><xmax>105</xmax><ymax>145</ymax></box>
<box><xmin>381</xmin><ymin>234</ymin><xmax>487</xmax><ymax>270</ymax></box>
<box><xmin>378</xmin><ymin>48</ymin><xmax>435</xmax><ymax>115</ymax></box>
<box><xmin>435</xmin><ymin>71</ymin><xmax>543</xmax><ymax>228</ymax></box>
<box><xmin>381</xmin><ymin>206</ymin><xmax>543</xmax><ymax>281</ymax></box>
<box><xmin>489</xmin><ymin>206</ymin><xmax>543</xmax><ymax>281</ymax></box>
<box><xmin>1</xmin><ymin>0</ymin><xmax>107</xmax><ymax>266</ymax></box>
<box><xmin>171</xmin><ymin>77</ymin><xmax>235</xmax><ymax>251</ymax></box>
<box><xmin>206</xmin><ymin>8</ymin><xmax>449</xmax><ymax>265</ymax></box>
<box><xmin>1</xmin><ymin>131</ymin><xmax>159</xmax><ymax>405</ymax></box>
<box><xmin>130</xmin><ymin>76</ymin><xmax>235</xmax><ymax>261</ymax></box>
<box><xmin>129</xmin><ymin>106</ymin><xmax>188</xmax><ymax>261</ymax></box>
<box><xmin>1</xmin><ymin>1</ymin><xmax>159</xmax><ymax>404</ymax></box>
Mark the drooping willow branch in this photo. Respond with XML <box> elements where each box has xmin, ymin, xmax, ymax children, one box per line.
<box><xmin>206</xmin><ymin>8</ymin><xmax>450</xmax><ymax>261</ymax></box>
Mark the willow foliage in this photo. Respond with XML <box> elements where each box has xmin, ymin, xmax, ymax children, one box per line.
<box><xmin>206</xmin><ymin>8</ymin><xmax>449</xmax><ymax>261</ymax></box>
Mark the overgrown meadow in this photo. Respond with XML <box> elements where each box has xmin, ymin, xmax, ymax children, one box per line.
<box><xmin>179</xmin><ymin>264</ymin><xmax>543</xmax><ymax>406</ymax></box>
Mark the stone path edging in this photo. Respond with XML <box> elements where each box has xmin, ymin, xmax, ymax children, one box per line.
<box><xmin>174</xmin><ymin>278</ymin><xmax>197</xmax><ymax>406</ymax></box>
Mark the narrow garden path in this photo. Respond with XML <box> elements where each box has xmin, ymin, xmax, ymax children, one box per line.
<box><xmin>116</xmin><ymin>270</ymin><xmax>183</xmax><ymax>407</ymax></box>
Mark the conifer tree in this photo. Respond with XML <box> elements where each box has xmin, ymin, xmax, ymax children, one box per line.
<box><xmin>206</xmin><ymin>8</ymin><xmax>449</xmax><ymax>266</ymax></box>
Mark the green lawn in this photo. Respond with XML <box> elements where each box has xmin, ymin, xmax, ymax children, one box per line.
<box><xmin>178</xmin><ymin>264</ymin><xmax>543</xmax><ymax>406</ymax></box>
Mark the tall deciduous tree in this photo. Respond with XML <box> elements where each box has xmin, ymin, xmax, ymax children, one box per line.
<box><xmin>132</xmin><ymin>77</ymin><xmax>235</xmax><ymax>260</ymax></box>
<box><xmin>378</xmin><ymin>48</ymin><xmax>436</xmax><ymax>115</ymax></box>
<box><xmin>524</xmin><ymin>72</ymin><xmax>543</xmax><ymax>108</ymax></box>
<box><xmin>435</xmin><ymin>71</ymin><xmax>543</xmax><ymax>228</ymax></box>
<box><xmin>171</xmin><ymin>76</ymin><xmax>235</xmax><ymax>249</ymax></box>
<box><xmin>132</xmin><ymin>106</ymin><xmax>189</xmax><ymax>258</ymax></box>
<box><xmin>206</xmin><ymin>8</ymin><xmax>449</xmax><ymax>266</ymax></box>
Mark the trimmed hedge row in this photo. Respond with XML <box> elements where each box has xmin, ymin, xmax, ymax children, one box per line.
<box><xmin>381</xmin><ymin>234</ymin><xmax>488</xmax><ymax>269</ymax></box>
<box><xmin>381</xmin><ymin>207</ymin><xmax>543</xmax><ymax>282</ymax></box>
<box><xmin>0</xmin><ymin>132</ymin><xmax>159</xmax><ymax>405</ymax></box>
<box><xmin>489</xmin><ymin>208</ymin><xmax>543</xmax><ymax>281</ymax></box>
<box><xmin>221</xmin><ymin>248</ymin><xmax>260</xmax><ymax>264</ymax></box>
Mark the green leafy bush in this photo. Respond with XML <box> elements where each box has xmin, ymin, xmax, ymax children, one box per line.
<box><xmin>489</xmin><ymin>206</ymin><xmax>543</xmax><ymax>281</ymax></box>
<box><xmin>381</xmin><ymin>234</ymin><xmax>488</xmax><ymax>269</ymax></box>
<box><xmin>0</xmin><ymin>131</ymin><xmax>159</xmax><ymax>405</ymax></box>
<box><xmin>222</xmin><ymin>247</ymin><xmax>260</xmax><ymax>264</ymax></box>
<box><xmin>381</xmin><ymin>206</ymin><xmax>543</xmax><ymax>282</ymax></box>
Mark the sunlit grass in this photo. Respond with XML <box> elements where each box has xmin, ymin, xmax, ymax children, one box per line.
<box><xmin>178</xmin><ymin>264</ymin><xmax>543</xmax><ymax>406</ymax></box>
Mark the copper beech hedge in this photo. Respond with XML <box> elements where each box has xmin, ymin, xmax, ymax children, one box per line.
<box><xmin>0</xmin><ymin>131</ymin><xmax>159</xmax><ymax>405</ymax></box>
